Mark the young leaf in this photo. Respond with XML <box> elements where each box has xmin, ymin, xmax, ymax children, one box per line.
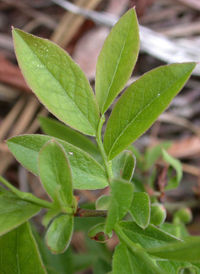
<box><xmin>112</xmin><ymin>150</ymin><xmax>136</xmax><ymax>181</ymax></box>
<box><xmin>112</xmin><ymin>243</ymin><xmax>165</xmax><ymax>274</ymax></box>
<box><xmin>104</xmin><ymin>62</ymin><xmax>196</xmax><ymax>160</ymax></box>
<box><xmin>118</xmin><ymin>221</ymin><xmax>181</xmax><ymax>249</ymax></box>
<box><xmin>146</xmin><ymin>237</ymin><xmax>200</xmax><ymax>262</ymax></box>
<box><xmin>129</xmin><ymin>192</ymin><xmax>150</xmax><ymax>229</ymax></box>
<box><xmin>95</xmin><ymin>8</ymin><xmax>140</xmax><ymax>114</ymax></box>
<box><xmin>38</xmin><ymin>139</ymin><xmax>73</xmax><ymax>205</ymax></box>
<box><xmin>39</xmin><ymin>116</ymin><xmax>101</xmax><ymax>161</ymax></box>
<box><xmin>105</xmin><ymin>178</ymin><xmax>134</xmax><ymax>233</ymax></box>
<box><xmin>96</xmin><ymin>195</ymin><xmax>110</xmax><ymax>210</ymax></box>
<box><xmin>45</xmin><ymin>214</ymin><xmax>73</xmax><ymax>254</ymax></box>
<box><xmin>12</xmin><ymin>28</ymin><xmax>99</xmax><ymax>136</ymax></box>
<box><xmin>88</xmin><ymin>223</ymin><xmax>113</xmax><ymax>243</ymax></box>
<box><xmin>7</xmin><ymin>135</ymin><xmax>108</xmax><ymax>190</ymax></box>
<box><xmin>150</xmin><ymin>203</ymin><xmax>167</xmax><ymax>226</ymax></box>
<box><xmin>0</xmin><ymin>189</ymin><xmax>41</xmax><ymax>236</ymax></box>
<box><xmin>162</xmin><ymin>149</ymin><xmax>183</xmax><ymax>190</ymax></box>
<box><xmin>0</xmin><ymin>222</ymin><xmax>47</xmax><ymax>274</ymax></box>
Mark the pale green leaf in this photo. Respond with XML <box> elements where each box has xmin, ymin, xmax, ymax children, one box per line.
<box><xmin>162</xmin><ymin>149</ymin><xmax>183</xmax><ymax>190</ymax></box>
<box><xmin>45</xmin><ymin>214</ymin><xmax>73</xmax><ymax>254</ymax></box>
<box><xmin>95</xmin><ymin>8</ymin><xmax>140</xmax><ymax>114</ymax></box>
<box><xmin>39</xmin><ymin>116</ymin><xmax>101</xmax><ymax>161</ymax></box>
<box><xmin>146</xmin><ymin>237</ymin><xmax>200</xmax><ymax>262</ymax></box>
<box><xmin>0</xmin><ymin>222</ymin><xmax>47</xmax><ymax>274</ymax></box>
<box><xmin>150</xmin><ymin>203</ymin><xmax>167</xmax><ymax>226</ymax></box>
<box><xmin>12</xmin><ymin>28</ymin><xmax>99</xmax><ymax>136</ymax></box>
<box><xmin>104</xmin><ymin>63</ymin><xmax>196</xmax><ymax>160</ymax></box>
<box><xmin>112</xmin><ymin>150</ymin><xmax>136</xmax><ymax>181</ymax></box>
<box><xmin>105</xmin><ymin>179</ymin><xmax>133</xmax><ymax>233</ymax></box>
<box><xmin>112</xmin><ymin>244</ymin><xmax>164</xmax><ymax>274</ymax></box>
<box><xmin>0</xmin><ymin>188</ymin><xmax>41</xmax><ymax>236</ymax></box>
<box><xmin>118</xmin><ymin>221</ymin><xmax>181</xmax><ymax>249</ymax></box>
<box><xmin>129</xmin><ymin>192</ymin><xmax>150</xmax><ymax>229</ymax></box>
<box><xmin>96</xmin><ymin>195</ymin><xmax>110</xmax><ymax>210</ymax></box>
<box><xmin>7</xmin><ymin>135</ymin><xmax>108</xmax><ymax>190</ymax></box>
<box><xmin>38</xmin><ymin>139</ymin><xmax>73</xmax><ymax>205</ymax></box>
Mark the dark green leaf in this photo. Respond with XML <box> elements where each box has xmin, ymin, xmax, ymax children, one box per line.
<box><xmin>39</xmin><ymin>116</ymin><xmax>101</xmax><ymax>161</ymax></box>
<box><xmin>112</xmin><ymin>150</ymin><xmax>136</xmax><ymax>181</ymax></box>
<box><xmin>0</xmin><ymin>222</ymin><xmax>47</xmax><ymax>273</ymax></box>
<box><xmin>45</xmin><ymin>214</ymin><xmax>73</xmax><ymax>254</ymax></box>
<box><xmin>105</xmin><ymin>179</ymin><xmax>134</xmax><ymax>233</ymax></box>
<box><xmin>118</xmin><ymin>221</ymin><xmax>181</xmax><ymax>248</ymax></box>
<box><xmin>0</xmin><ymin>188</ymin><xmax>41</xmax><ymax>236</ymax></box>
<box><xmin>13</xmin><ymin>28</ymin><xmax>99</xmax><ymax>136</ymax></box>
<box><xmin>38</xmin><ymin>139</ymin><xmax>73</xmax><ymax>205</ymax></box>
<box><xmin>104</xmin><ymin>63</ymin><xmax>196</xmax><ymax>160</ymax></box>
<box><xmin>129</xmin><ymin>192</ymin><xmax>150</xmax><ymax>229</ymax></box>
<box><xmin>95</xmin><ymin>8</ymin><xmax>140</xmax><ymax>114</ymax></box>
<box><xmin>162</xmin><ymin>149</ymin><xmax>183</xmax><ymax>190</ymax></box>
<box><xmin>7</xmin><ymin>135</ymin><xmax>108</xmax><ymax>190</ymax></box>
<box><xmin>94</xmin><ymin>258</ymin><xmax>112</xmax><ymax>274</ymax></box>
<box><xmin>146</xmin><ymin>237</ymin><xmax>200</xmax><ymax>262</ymax></box>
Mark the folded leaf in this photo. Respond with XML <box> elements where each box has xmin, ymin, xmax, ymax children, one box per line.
<box><xmin>95</xmin><ymin>8</ymin><xmax>140</xmax><ymax>114</ymax></box>
<box><xmin>12</xmin><ymin>28</ymin><xmax>99</xmax><ymax>136</ymax></box>
<box><xmin>0</xmin><ymin>188</ymin><xmax>41</xmax><ymax>236</ymax></box>
<box><xmin>112</xmin><ymin>244</ymin><xmax>164</xmax><ymax>274</ymax></box>
<box><xmin>0</xmin><ymin>222</ymin><xmax>47</xmax><ymax>274</ymax></box>
<box><xmin>104</xmin><ymin>63</ymin><xmax>196</xmax><ymax>160</ymax></box>
<box><xmin>45</xmin><ymin>214</ymin><xmax>73</xmax><ymax>254</ymax></box>
<box><xmin>7</xmin><ymin>135</ymin><xmax>108</xmax><ymax>190</ymax></box>
<box><xmin>118</xmin><ymin>221</ymin><xmax>181</xmax><ymax>249</ymax></box>
<box><xmin>105</xmin><ymin>179</ymin><xmax>133</xmax><ymax>233</ymax></box>
<box><xmin>112</xmin><ymin>150</ymin><xmax>136</xmax><ymax>181</ymax></box>
<box><xmin>88</xmin><ymin>223</ymin><xmax>113</xmax><ymax>243</ymax></box>
<box><xmin>38</xmin><ymin>139</ymin><xmax>73</xmax><ymax>205</ymax></box>
<box><xmin>146</xmin><ymin>237</ymin><xmax>200</xmax><ymax>262</ymax></box>
<box><xmin>129</xmin><ymin>192</ymin><xmax>150</xmax><ymax>229</ymax></box>
<box><xmin>39</xmin><ymin>116</ymin><xmax>101</xmax><ymax>161</ymax></box>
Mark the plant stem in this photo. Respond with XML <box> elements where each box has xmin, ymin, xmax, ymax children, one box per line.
<box><xmin>0</xmin><ymin>175</ymin><xmax>52</xmax><ymax>209</ymax></box>
<box><xmin>96</xmin><ymin>115</ymin><xmax>113</xmax><ymax>181</ymax></box>
<box><xmin>75</xmin><ymin>207</ymin><xmax>107</xmax><ymax>217</ymax></box>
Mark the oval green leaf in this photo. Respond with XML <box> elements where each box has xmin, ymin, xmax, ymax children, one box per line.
<box><xmin>39</xmin><ymin>116</ymin><xmax>101</xmax><ymax>161</ymax></box>
<box><xmin>12</xmin><ymin>28</ymin><xmax>99</xmax><ymax>136</ymax></box>
<box><xmin>104</xmin><ymin>62</ymin><xmax>196</xmax><ymax>160</ymax></box>
<box><xmin>7</xmin><ymin>135</ymin><xmax>108</xmax><ymax>190</ymax></box>
<box><xmin>96</xmin><ymin>195</ymin><xmax>110</xmax><ymax>210</ymax></box>
<box><xmin>38</xmin><ymin>139</ymin><xmax>73</xmax><ymax>205</ymax></box>
<box><xmin>129</xmin><ymin>192</ymin><xmax>150</xmax><ymax>229</ymax></box>
<box><xmin>95</xmin><ymin>8</ymin><xmax>140</xmax><ymax>114</ymax></box>
<box><xmin>0</xmin><ymin>189</ymin><xmax>41</xmax><ymax>236</ymax></box>
<box><xmin>45</xmin><ymin>214</ymin><xmax>73</xmax><ymax>254</ymax></box>
<box><xmin>105</xmin><ymin>178</ymin><xmax>134</xmax><ymax>234</ymax></box>
<box><xmin>0</xmin><ymin>222</ymin><xmax>47</xmax><ymax>274</ymax></box>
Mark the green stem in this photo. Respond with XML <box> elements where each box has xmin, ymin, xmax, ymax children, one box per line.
<box><xmin>0</xmin><ymin>175</ymin><xmax>52</xmax><ymax>209</ymax></box>
<box><xmin>75</xmin><ymin>207</ymin><xmax>107</xmax><ymax>217</ymax></box>
<box><xmin>96</xmin><ymin>115</ymin><xmax>113</xmax><ymax>181</ymax></box>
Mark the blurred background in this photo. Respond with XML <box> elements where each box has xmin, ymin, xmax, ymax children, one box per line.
<box><xmin>0</xmin><ymin>0</ymin><xmax>200</xmax><ymax>273</ymax></box>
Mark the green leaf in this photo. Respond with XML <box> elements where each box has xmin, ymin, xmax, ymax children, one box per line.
<box><xmin>94</xmin><ymin>258</ymin><xmax>112</xmax><ymax>274</ymax></box>
<box><xmin>157</xmin><ymin>260</ymin><xmax>200</xmax><ymax>274</ymax></box>
<box><xmin>112</xmin><ymin>243</ymin><xmax>164</xmax><ymax>274</ymax></box>
<box><xmin>0</xmin><ymin>188</ymin><xmax>41</xmax><ymax>236</ymax></box>
<box><xmin>45</xmin><ymin>214</ymin><xmax>73</xmax><ymax>254</ymax></box>
<box><xmin>150</xmin><ymin>203</ymin><xmax>167</xmax><ymax>226</ymax></box>
<box><xmin>88</xmin><ymin>223</ymin><xmax>113</xmax><ymax>243</ymax></box>
<box><xmin>105</xmin><ymin>178</ymin><xmax>133</xmax><ymax>233</ymax></box>
<box><xmin>146</xmin><ymin>237</ymin><xmax>200</xmax><ymax>262</ymax></box>
<box><xmin>118</xmin><ymin>221</ymin><xmax>181</xmax><ymax>249</ymax></box>
<box><xmin>39</xmin><ymin>116</ymin><xmax>101</xmax><ymax>161</ymax></box>
<box><xmin>162</xmin><ymin>149</ymin><xmax>183</xmax><ymax>190</ymax></box>
<box><xmin>12</xmin><ymin>28</ymin><xmax>99</xmax><ymax>136</ymax></box>
<box><xmin>0</xmin><ymin>222</ymin><xmax>47</xmax><ymax>274</ymax></box>
<box><xmin>160</xmin><ymin>222</ymin><xmax>189</xmax><ymax>239</ymax></box>
<box><xmin>104</xmin><ymin>62</ymin><xmax>196</xmax><ymax>160</ymax></box>
<box><xmin>38</xmin><ymin>139</ymin><xmax>73</xmax><ymax>205</ymax></box>
<box><xmin>95</xmin><ymin>8</ymin><xmax>139</xmax><ymax>114</ymax></box>
<box><xmin>112</xmin><ymin>150</ymin><xmax>136</xmax><ymax>181</ymax></box>
<box><xmin>7</xmin><ymin>134</ymin><xmax>108</xmax><ymax>190</ymax></box>
<box><xmin>96</xmin><ymin>195</ymin><xmax>110</xmax><ymax>210</ymax></box>
<box><xmin>129</xmin><ymin>192</ymin><xmax>150</xmax><ymax>229</ymax></box>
